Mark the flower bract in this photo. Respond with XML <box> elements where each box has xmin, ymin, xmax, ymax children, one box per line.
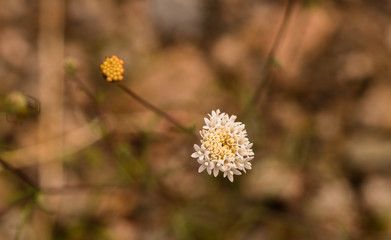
<box><xmin>191</xmin><ymin>109</ymin><xmax>254</xmax><ymax>182</ymax></box>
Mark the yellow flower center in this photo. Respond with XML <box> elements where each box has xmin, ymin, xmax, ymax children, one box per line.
<box><xmin>201</xmin><ymin>126</ymin><xmax>238</xmax><ymax>160</ymax></box>
<box><xmin>100</xmin><ymin>55</ymin><xmax>125</xmax><ymax>82</ymax></box>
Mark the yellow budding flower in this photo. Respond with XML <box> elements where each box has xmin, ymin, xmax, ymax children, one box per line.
<box><xmin>100</xmin><ymin>55</ymin><xmax>125</xmax><ymax>82</ymax></box>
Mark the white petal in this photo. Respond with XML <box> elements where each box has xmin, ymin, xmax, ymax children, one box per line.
<box><xmin>197</xmin><ymin>158</ymin><xmax>204</xmax><ymax>164</ymax></box>
<box><xmin>191</xmin><ymin>152</ymin><xmax>199</xmax><ymax>158</ymax></box>
<box><xmin>194</xmin><ymin>144</ymin><xmax>201</xmax><ymax>151</ymax></box>
<box><xmin>238</xmin><ymin>138</ymin><xmax>247</xmax><ymax>145</ymax></box>
<box><xmin>204</xmin><ymin>118</ymin><xmax>210</xmax><ymax>126</ymax></box>
<box><xmin>228</xmin><ymin>174</ymin><xmax>234</xmax><ymax>182</ymax></box>
<box><xmin>206</xmin><ymin>167</ymin><xmax>212</xmax><ymax>175</ymax></box>
<box><xmin>213</xmin><ymin>168</ymin><xmax>219</xmax><ymax>177</ymax></box>
<box><xmin>210</xmin><ymin>119</ymin><xmax>216</xmax><ymax>127</ymax></box>
<box><xmin>198</xmin><ymin>165</ymin><xmax>206</xmax><ymax>173</ymax></box>
<box><xmin>238</xmin><ymin>148</ymin><xmax>246</xmax><ymax>156</ymax></box>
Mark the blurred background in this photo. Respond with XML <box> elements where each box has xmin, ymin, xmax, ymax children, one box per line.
<box><xmin>1</xmin><ymin>0</ymin><xmax>391</xmax><ymax>239</ymax></box>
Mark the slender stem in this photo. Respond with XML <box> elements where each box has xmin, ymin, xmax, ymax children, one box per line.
<box><xmin>65</xmin><ymin>73</ymin><xmax>110</xmax><ymax>130</ymax></box>
<box><xmin>116</xmin><ymin>82</ymin><xmax>192</xmax><ymax>134</ymax></box>
<box><xmin>66</xmin><ymin>74</ymin><xmax>146</xmax><ymax>181</ymax></box>
<box><xmin>15</xmin><ymin>200</ymin><xmax>34</xmax><ymax>240</ymax></box>
<box><xmin>70</xmin><ymin>75</ymin><xmax>97</xmax><ymax>104</ymax></box>
<box><xmin>0</xmin><ymin>157</ymin><xmax>40</xmax><ymax>190</ymax></box>
<box><xmin>41</xmin><ymin>183</ymin><xmax>132</xmax><ymax>194</ymax></box>
<box><xmin>248</xmin><ymin>0</ymin><xmax>297</xmax><ymax>109</ymax></box>
<box><xmin>0</xmin><ymin>193</ymin><xmax>35</xmax><ymax>217</ymax></box>
<box><xmin>65</xmin><ymin>73</ymin><xmax>101</xmax><ymax>114</ymax></box>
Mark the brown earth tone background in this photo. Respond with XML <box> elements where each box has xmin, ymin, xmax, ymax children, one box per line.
<box><xmin>1</xmin><ymin>0</ymin><xmax>391</xmax><ymax>239</ymax></box>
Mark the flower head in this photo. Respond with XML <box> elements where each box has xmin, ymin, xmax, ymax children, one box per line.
<box><xmin>100</xmin><ymin>55</ymin><xmax>125</xmax><ymax>82</ymax></box>
<box><xmin>191</xmin><ymin>109</ymin><xmax>254</xmax><ymax>182</ymax></box>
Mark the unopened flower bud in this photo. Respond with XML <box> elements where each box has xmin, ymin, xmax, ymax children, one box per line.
<box><xmin>100</xmin><ymin>55</ymin><xmax>125</xmax><ymax>82</ymax></box>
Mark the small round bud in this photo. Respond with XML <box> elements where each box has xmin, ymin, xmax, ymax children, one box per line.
<box><xmin>4</xmin><ymin>91</ymin><xmax>29</xmax><ymax>116</ymax></box>
<box><xmin>64</xmin><ymin>57</ymin><xmax>78</xmax><ymax>76</ymax></box>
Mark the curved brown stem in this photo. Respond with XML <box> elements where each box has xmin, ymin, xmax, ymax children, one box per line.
<box><xmin>247</xmin><ymin>0</ymin><xmax>297</xmax><ymax>111</ymax></box>
<box><xmin>0</xmin><ymin>193</ymin><xmax>35</xmax><ymax>218</ymax></box>
<box><xmin>0</xmin><ymin>157</ymin><xmax>40</xmax><ymax>190</ymax></box>
<box><xmin>116</xmin><ymin>82</ymin><xmax>196</xmax><ymax>138</ymax></box>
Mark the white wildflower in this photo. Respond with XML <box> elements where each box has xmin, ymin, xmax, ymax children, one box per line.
<box><xmin>191</xmin><ymin>109</ymin><xmax>254</xmax><ymax>182</ymax></box>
